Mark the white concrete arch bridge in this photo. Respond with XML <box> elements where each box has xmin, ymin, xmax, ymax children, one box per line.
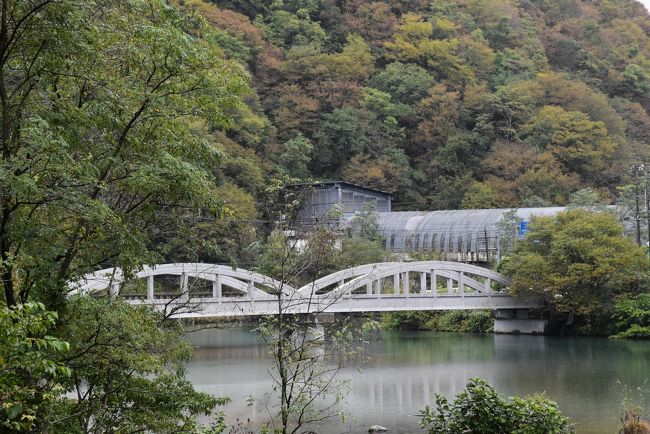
<box><xmin>71</xmin><ymin>261</ymin><xmax>546</xmax><ymax>333</ymax></box>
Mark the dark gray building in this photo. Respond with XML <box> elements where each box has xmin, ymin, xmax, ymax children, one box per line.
<box><xmin>292</xmin><ymin>181</ymin><xmax>392</xmax><ymax>223</ymax></box>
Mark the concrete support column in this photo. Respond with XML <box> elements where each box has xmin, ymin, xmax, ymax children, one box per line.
<box><xmin>485</xmin><ymin>278</ymin><xmax>491</xmax><ymax>293</ymax></box>
<box><xmin>146</xmin><ymin>275</ymin><xmax>154</xmax><ymax>302</ymax></box>
<box><xmin>366</xmin><ymin>282</ymin><xmax>372</xmax><ymax>295</ymax></box>
<box><xmin>419</xmin><ymin>272</ymin><xmax>426</xmax><ymax>294</ymax></box>
<box><xmin>431</xmin><ymin>270</ymin><xmax>437</xmax><ymax>296</ymax></box>
<box><xmin>494</xmin><ymin>318</ymin><xmax>547</xmax><ymax>334</ymax></box>
<box><xmin>447</xmin><ymin>277</ymin><xmax>453</xmax><ymax>293</ymax></box>
<box><xmin>458</xmin><ymin>271</ymin><xmax>465</xmax><ymax>296</ymax></box>
<box><xmin>403</xmin><ymin>272</ymin><xmax>409</xmax><ymax>295</ymax></box>
<box><xmin>213</xmin><ymin>275</ymin><xmax>222</xmax><ymax>301</ymax></box>
<box><xmin>180</xmin><ymin>273</ymin><xmax>189</xmax><ymax>302</ymax></box>
<box><xmin>393</xmin><ymin>274</ymin><xmax>400</xmax><ymax>295</ymax></box>
<box><xmin>247</xmin><ymin>280</ymin><xmax>254</xmax><ymax>298</ymax></box>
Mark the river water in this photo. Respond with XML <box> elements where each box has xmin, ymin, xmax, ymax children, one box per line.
<box><xmin>186</xmin><ymin>327</ymin><xmax>650</xmax><ymax>434</ymax></box>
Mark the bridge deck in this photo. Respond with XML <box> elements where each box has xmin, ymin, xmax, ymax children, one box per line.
<box><xmin>126</xmin><ymin>293</ymin><xmax>543</xmax><ymax>318</ymax></box>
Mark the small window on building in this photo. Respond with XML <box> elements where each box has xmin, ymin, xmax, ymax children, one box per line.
<box><xmin>414</xmin><ymin>233</ymin><xmax>420</xmax><ymax>249</ymax></box>
<box><xmin>423</xmin><ymin>234</ymin><xmax>429</xmax><ymax>250</ymax></box>
<box><xmin>457</xmin><ymin>235</ymin><xmax>463</xmax><ymax>252</ymax></box>
<box><xmin>390</xmin><ymin>234</ymin><xmax>396</xmax><ymax>249</ymax></box>
<box><xmin>439</xmin><ymin>234</ymin><xmax>445</xmax><ymax>251</ymax></box>
<box><xmin>431</xmin><ymin>234</ymin><xmax>438</xmax><ymax>250</ymax></box>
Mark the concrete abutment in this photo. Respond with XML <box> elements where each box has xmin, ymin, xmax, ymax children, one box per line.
<box><xmin>493</xmin><ymin>309</ymin><xmax>548</xmax><ymax>334</ymax></box>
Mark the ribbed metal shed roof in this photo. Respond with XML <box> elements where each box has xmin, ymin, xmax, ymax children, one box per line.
<box><xmin>375</xmin><ymin>207</ymin><xmax>567</xmax><ymax>255</ymax></box>
<box><xmin>377</xmin><ymin>207</ymin><xmax>566</xmax><ymax>235</ymax></box>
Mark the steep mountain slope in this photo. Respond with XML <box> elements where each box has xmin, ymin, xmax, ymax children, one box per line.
<box><xmin>182</xmin><ymin>0</ymin><xmax>650</xmax><ymax>210</ymax></box>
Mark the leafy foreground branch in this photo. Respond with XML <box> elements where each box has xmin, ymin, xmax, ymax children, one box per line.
<box><xmin>1</xmin><ymin>298</ymin><xmax>227</xmax><ymax>433</ymax></box>
<box><xmin>420</xmin><ymin>378</ymin><xmax>574</xmax><ymax>434</ymax></box>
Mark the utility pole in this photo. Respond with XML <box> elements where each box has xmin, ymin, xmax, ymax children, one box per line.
<box><xmin>633</xmin><ymin>164</ymin><xmax>642</xmax><ymax>245</ymax></box>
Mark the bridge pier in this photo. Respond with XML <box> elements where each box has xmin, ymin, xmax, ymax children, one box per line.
<box><xmin>494</xmin><ymin>309</ymin><xmax>547</xmax><ymax>334</ymax></box>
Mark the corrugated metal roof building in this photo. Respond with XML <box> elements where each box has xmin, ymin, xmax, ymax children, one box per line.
<box><xmin>289</xmin><ymin>181</ymin><xmax>567</xmax><ymax>262</ymax></box>
<box><xmin>377</xmin><ymin>208</ymin><xmax>565</xmax><ymax>261</ymax></box>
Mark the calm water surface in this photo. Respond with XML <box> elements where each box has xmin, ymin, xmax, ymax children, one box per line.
<box><xmin>186</xmin><ymin>327</ymin><xmax>650</xmax><ymax>434</ymax></box>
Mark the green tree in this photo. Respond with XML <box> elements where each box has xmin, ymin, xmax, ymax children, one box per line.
<box><xmin>0</xmin><ymin>0</ymin><xmax>248</xmax><ymax>308</ymax></box>
<box><xmin>278</xmin><ymin>134</ymin><xmax>314</xmax><ymax>179</ymax></box>
<box><xmin>312</xmin><ymin>97</ymin><xmax>407</xmax><ymax>179</ymax></box>
<box><xmin>253</xmin><ymin>188</ymin><xmax>376</xmax><ymax>434</ymax></box>
<box><xmin>0</xmin><ymin>303</ymin><xmax>70</xmax><ymax>432</ymax></box>
<box><xmin>260</xmin><ymin>9</ymin><xmax>326</xmax><ymax>49</ymax></box>
<box><xmin>385</xmin><ymin>13</ymin><xmax>474</xmax><ymax>85</ymax></box>
<box><xmin>461</xmin><ymin>182</ymin><xmax>498</xmax><ymax>209</ymax></box>
<box><xmin>370</xmin><ymin>62</ymin><xmax>436</xmax><ymax>105</ymax></box>
<box><xmin>566</xmin><ymin>187</ymin><xmax>608</xmax><ymax>211</ymax></box>
<box><xmin>520</xmin><ymin>106</ymin><xmax>616</xmax><ymax>183</ymax></box>
<box><xmin>44</xmin><ymin>297</ymin><xmax>223</xmax><ymax>433</ymax></box>
<box><xmin>420</xmin><ymin>378</ymin><xmax>574</xmax><ymax>434</ymax></box>
<box><xmin>348</xmin><ymin>203</ymin><xmax>382</xmax><ymax>241</ymax></box>
<box><xmin>501</xmin><ymin>209</ymin><xmax>649</xmax><ymax>334</ymax></box>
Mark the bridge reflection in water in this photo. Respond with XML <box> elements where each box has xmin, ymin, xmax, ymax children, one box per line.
<box><xmin>72</xmin><ymin>261</ymin><xmax>543</xmax><ymax>319</ymax></box>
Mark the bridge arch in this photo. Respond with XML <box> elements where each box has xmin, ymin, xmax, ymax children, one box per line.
<box><xmin>67</xmin><ymin>261</ymin><xmax>532</xmax><ymax>319</ymax></box>
<box><xmin>297</xmin><ymin>261</ymin><xmax>510</xmax><ymax>297</ymax></box>
<box><xmin>71</xmin><ymin>263</ymin><xmax>294</xmax><ymax>301</ymax></box>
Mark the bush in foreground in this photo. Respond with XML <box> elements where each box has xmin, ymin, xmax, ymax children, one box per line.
<box><xmin>420</xmin><ymin>378</ymin><xmax>574</xmax><ymax>434</ymax></box>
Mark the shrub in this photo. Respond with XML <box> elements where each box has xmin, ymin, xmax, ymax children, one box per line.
<box><xmin>435</xmin><ymin>310</ymin><xmax>467</xmax><ymax>331</ymax></box>
<box><xmin>382</xmin><ymin>310</ymin><xmax>494</xmax><ymax>332</ymax></box>
<box><xmin>433</xmin><ymin>310</ymin><xmax>493</xmax><ymax>333</ymax></box>
<box><xmin>420</xmin><ymin>378</ymin><xmax>574</xmax><ymax>434</ymax></box>
<box><xmin>610</xmin><ymin>294</ymin><xmax>650</xmax><ymax>339</ymax></box>
<box><xmin>381</xmin><ymin>311</ymin><xmax>432</xmax><ymax>330</ymax></box>
<box><xmin>465</xmin><ymin>310</ymin><xmax>494</xmax><ymax>333</ymax></box>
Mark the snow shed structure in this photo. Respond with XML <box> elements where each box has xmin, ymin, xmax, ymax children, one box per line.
<box><xmin>377</xmin><ymin>208</ymin><xmax>565</xmax><ymax>262</ymax></box>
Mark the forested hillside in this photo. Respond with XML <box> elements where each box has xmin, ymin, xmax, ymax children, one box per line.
<box><xmin>178</xmin><ymin>0</ymin><xmax>650</xmax><ymax>210</ymax></box>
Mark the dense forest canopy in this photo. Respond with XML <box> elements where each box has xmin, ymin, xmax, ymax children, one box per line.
<box><xmin>178</xmin><ymin>0</ymin><xmax>650</xmax><ymax>211</ymax></box>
